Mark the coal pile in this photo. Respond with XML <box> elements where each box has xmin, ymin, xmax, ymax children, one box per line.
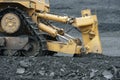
<box><xmin>0</xmin><ymin>54</ymin><xmax>119</xmax><ymax>80</ymax></box>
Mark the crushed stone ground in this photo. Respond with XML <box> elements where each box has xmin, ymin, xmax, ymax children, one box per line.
<box><xmin>0</xmin><ymin>54</ymin><xmax>120</xmax><ymax>80</ymax></box>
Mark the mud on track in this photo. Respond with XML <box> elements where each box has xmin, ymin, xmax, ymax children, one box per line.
<box><xmin>0</xmin><ymin>54</ymin><xmax>120</xmax><ymax>80</ymax></box>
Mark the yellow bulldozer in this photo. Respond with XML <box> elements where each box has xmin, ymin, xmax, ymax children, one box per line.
<box><xmin>0</xmin><ymin>0</ymin><xmax>102</xmax><ymax>56</ymax></box>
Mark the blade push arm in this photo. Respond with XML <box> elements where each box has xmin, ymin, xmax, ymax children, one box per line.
<box><xmin>36</xmin><ymin>9</ymin><xmax>93</xmax><ymax>27</ymax></box>
<box><xmin>37</xmin><ymin>9</ymin><xmax>102</xmax><ymax>54</ymax></box>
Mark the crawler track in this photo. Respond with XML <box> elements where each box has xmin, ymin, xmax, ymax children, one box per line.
<box><xmin>0</xmin><ymin>7</ymin><xmax>47</xmax><ymax>56</ymax></box>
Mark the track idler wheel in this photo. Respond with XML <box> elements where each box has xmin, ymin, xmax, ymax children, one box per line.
<box><xmin>1</xmin><ymin>13</ymin><xmax>20</xmax><ymax>34</ymax></box>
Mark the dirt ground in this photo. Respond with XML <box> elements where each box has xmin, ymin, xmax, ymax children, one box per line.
<box><xmin>0</xmin><ymin>0</ymin><xmax>120</xmax><ymax>80</ymax></box>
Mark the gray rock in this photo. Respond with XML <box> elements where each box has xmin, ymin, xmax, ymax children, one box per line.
<box><xmin>19</xmin><ymin>60</ymin><xmax>31</xmax><ymax>68</ymax></box>
<box><xmin>16</xmin><ymin>68</ymin><xmax>25</xmax><ymax>74</ymax></box>
<box><xmin>49</xmin><ymin>72</ymin><xmax>55</xmax><ymax>77</ymax></box>
<box><xmin>102</xmin><ymin>70</ymin><xmax>113</xmax><ymax>79</ymax></box>
<box><xmin>60</xmin><ymin>68</ymin><xmax>65</xmax><ymax>72</ymax></box>
<box><xmin>39</xmin><ymin>71</ymin><xmax>45</xmax><ymax>76</ymax></box>
<box><xmin>90</xmin><ymin>69</ymin><xmax>98</xmax><ymax>78</ymax></box>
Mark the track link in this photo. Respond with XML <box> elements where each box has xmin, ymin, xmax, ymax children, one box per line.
<box><xmin>0</xmin><ymin>7</ymin><xmax>47</xmax><ymax>56</ymax></box>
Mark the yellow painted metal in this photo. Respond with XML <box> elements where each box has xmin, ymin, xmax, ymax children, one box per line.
<box><xmin>81</xmin><ymin>9</ymin><xmax>91</xmax><ymax>17</ymax></box>
<box><xmin>0</xmin><ymin>0</ymin><xmax>49</xmax><ymax>12</ymax></box>
<box><xmin>37</xmin><ymin>9</ymin><xmax>102</xmax><ymax>54</ymax></box>
<box><xmin>0</xmin><ymin>0</ymin><xmax>33</xmax><ymax>8</ymax></box>
<box><xmin>38</xmin><ymin>23</ymin><xmax>58</xmax><ymax>37</ymax></box>
<box><xmin>38</xmin><ymin>22</ymin><xmax>65</xmax><ymax>37</ymax></box>
<box><xmin>37</xmin><ymin>13</ymin><xmax>70</xmax><ymax>23</ymax></box>
<box><xmin>72</xmin><ymin>17</ymin><xmax>94</xmax><ymax>27</ymax></box>
<box><xmin>78</xmin><ymin>10</ymin><xmax>102</xmax><ymax>54</ymax></box>
<box><xmin>0</xmin><ymin>0</ymin><xmax>102</xmax><ymax>55</ymax></box>
<box><xmin>47</xmin><ymin>40</ymin><xmax>81</xmax><ymax>54</ymax></box>
<box><xmin>38</xmin><ymin>22</ymin><xmax>83</xmax><ymax>54</ymax></box>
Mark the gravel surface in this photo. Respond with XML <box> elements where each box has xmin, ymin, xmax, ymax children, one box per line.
<box><xmin>0</xmin><ymin>54</ymin><xmax>120</xmax><ymax>80</ymax></box>
<box><xmin>0</xmin><ymin>0</ymin><xmax>120</xmax><ymax>80</ymax></box>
